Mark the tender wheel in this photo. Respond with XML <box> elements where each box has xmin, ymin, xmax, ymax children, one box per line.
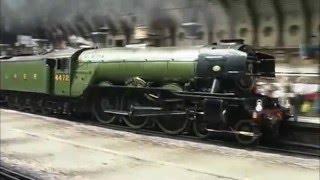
<box><xmin>12</xmin><ymin>96</ymin><xmax>22</xmax><ymax>110</ymax></box>
<box><xmin>156</xmin><ymin>115</ymin><xmax>189</xmax><ymax>135</ymax></box>
<box><xmin>120</xmin><ymin>96</ymin><xmax>149</xmax><ymax>129</ymax></box>
<box><xmin>23</xmin><ymin>97</ymin><xmax>32</xmax><ymax>112</ymax></box>
<box><xmin>92</xmin><ymin>95</ymin><xmax>120</xmax><ymax>124</ymax></box>
<box><xmin>29</xmin><ymin>103</ymin><xmax>36</xmax><ymax>113</ymax></box>
<box><xmin>16</xmin><ymin>96</ymin><xmax>25</xmax><ymax>111</ymax></box>
<box><xmin>234</xmin><ymin>120</ymin><xmax>261</xmax><ymax>145</ymax></box>
<box><xmin>192</xmin><ymin>120</ymin><xmax>209</xmax><ymax>139</ymax></box>
<box><xmin>7</xmin><ymin>96</ymin><xmax>16</xmax><ymax>109</ymax></box>
<box><xmin>40</xmin><ymin>99</ymin><xmax>50</xmax><ymax>115</ymax></box>
<box><xmin>27</xmin><ymin>96</ymin><xmax>37</xmax><ymax>113</ymax></box>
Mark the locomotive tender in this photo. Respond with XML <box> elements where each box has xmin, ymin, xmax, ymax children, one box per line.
<box><xmin>0</xmin><ymin>40</ymin><xmax>289</xmax><ymax>144</ymax></box>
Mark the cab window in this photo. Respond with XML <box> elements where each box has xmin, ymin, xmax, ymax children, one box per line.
<box><xmin>57</xmin><ymin>58</ymin><xmax>69</xmax><ymax>73</ymax></box>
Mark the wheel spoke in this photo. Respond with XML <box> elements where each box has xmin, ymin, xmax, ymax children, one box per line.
<box><xmin>156</xmin><ymin>115</ymin><xmax>188</xmax><ymax>135</ymax></box>
<box><xmin>120</xmin><ymin>96</ymin><xmax>148</xmax><ymax>129</ymax></box>
<box><xmin>192</xmin><ymin>120</ymin><xmax>209</xmax><ymax>138</ymax></box>
<box><xmin>92</xmin><ymin>95</ymin><xmax>119</xmax><ymax>124</ymax></box>
<box><xmin>234</xmin><ymin>120</ymin><xmax>260</xmax><ymax>145</ymax></box>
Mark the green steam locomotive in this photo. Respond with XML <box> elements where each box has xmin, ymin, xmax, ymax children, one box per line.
<box><xmin>0</xmin><ymin>40</ymin><xmax>289</xmax><ymax>144</ymax></box>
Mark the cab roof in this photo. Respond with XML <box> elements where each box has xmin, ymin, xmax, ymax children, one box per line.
<box><xmin>0</xmin><ymin>48</ymin><xmax>78</xmax><ymax>62</ymax></box>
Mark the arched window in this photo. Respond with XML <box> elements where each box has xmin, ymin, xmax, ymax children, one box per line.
<box><xmin>178</xmin><ymin>32</ymin><xmax>185</xmax><ymax>40</ymax></box>
<box><xmin>239</xmin><ymin>28</ymin><xmax>248</xmax><ymax>38</ymax></box>
<box><xmin>289</xmin><ymin>25</ymin><xmax>300</xmax><ymax>36</ymax></box>
<box><xmin>263</xmin><ymin>26</ymin><xmax>273</xmax><ymax>37</ymax></box>
<box><xmin>197</xmin><ymin>31</ymin><xmax>204</xmax><ymax>40</ymax></box>
<box><xmin>216</xmin><ymin>30</ymin><xmax>226</xmax><ymax>39</ymax></box>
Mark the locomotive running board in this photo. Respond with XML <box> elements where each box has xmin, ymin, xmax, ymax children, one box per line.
<box><xmin>104</xmin><ymin>105</ymin><xmax>163</xmax><ymax>116</ymax></box>
<box><xmin>206</xmin><ymin>129</ymin><xmax>261</xmax><ymax>137</ymax></box>
<box><xmin>104</xmin><ymin>109</ymin><xmax>186</xmax><ymax>117</ymax></box>
<box><xmin>134</xmin><ymin>111</ymin><xmax>186</xmax><ymax>117</ymax></box>
<box><xmin>131</xmin><ymin>106</ymin><xmax>163</xmax><ymax>111</ymax></box>
<box><xmin>104</xmin><ymin>110</ymin><xmax>129</xmax><ymax>116</ymax></box>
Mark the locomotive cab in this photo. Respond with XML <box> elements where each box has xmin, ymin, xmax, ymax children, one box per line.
<box><xmin>43</xmin><ymin>49</ymin><xmax>78</xmax><ymax>96</ymax></box>
<box><xmin>52</xmin><ymin>57</ymin><xmax>71</xmax><ymax>96</ymax></box>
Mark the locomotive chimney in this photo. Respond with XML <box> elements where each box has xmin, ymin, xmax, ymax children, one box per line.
<box><xmin>90</xmin><ymin>26</ymin><xmax>111</xmax><ymax>48</ymax></box>
<box><xmin>91</xmin><ymin>32</ymin><xmax>108</xmax><ymax>48</ymax></box>
<box><xmin>55</xmin><ymin>37</ymin><xmax>66</xmax><ymax>49</ymax></box>
<box><xmin>52</xmin><ymin>29</ymin><xmax>67</xmax><ymax>49</ymax></box>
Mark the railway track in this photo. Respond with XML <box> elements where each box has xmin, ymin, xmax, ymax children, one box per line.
<box><xmin>257</xmin><ymin>140</ymin><xmax>320</xmax><ymax>157</ymax></box>
<box><xmin>2</xmin><ymin>107</ymin><xmax>319</xmax><ymax>158</ymax></box>
<box><xmin>0</xmin><ymin>166</ymin><xmax>35</xmax><ymax>180</ymax></box>
<box><xmin>63</xmin><ymin>111</ymin><xmax>320</xmax><ymax>158</ymax></box>
<box><xmin>85</xmin><ymin>119</ymin><xmax>320</xmax><ymax>158</ymax></box>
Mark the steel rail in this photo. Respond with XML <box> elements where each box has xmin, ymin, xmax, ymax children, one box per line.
<box><xmin>0</xmin><ymin>166</ymin><xmax>35</xmax><ymax>180</ymax></box>
<box><xmin>68</xmin><ymin>114</ymin><xmax>320</xmax><ymax>158</ymax></box>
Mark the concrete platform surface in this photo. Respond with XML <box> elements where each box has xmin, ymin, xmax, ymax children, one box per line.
<box><xmin>0</xmin><ymin>109</ymin><xmax>319</xmax><ymax>180</ymax></box>
<box><xmin>287</xmin><ymin>116</ymin><xmax>320</xmax><ymax>125</ymax></box>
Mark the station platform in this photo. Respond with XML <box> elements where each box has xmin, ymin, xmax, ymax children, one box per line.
<box><xmin>286</xmin><ymin>116</ymin><xmax>320</xmax><ymax>125</ymax></box>
<box><xmin>293</xmin><ymin>116</ymin><xmax>320</xmax><ymax>124</ymax></box>
<box><xmin>0</xmin><ymin>109</ymin><xmax>319</xmax><ymax>180</ymax></box>
<box><xmin>276</xmin><ymin>64</ymin><xmax>319</xmax><ymax>76</ymax></box>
